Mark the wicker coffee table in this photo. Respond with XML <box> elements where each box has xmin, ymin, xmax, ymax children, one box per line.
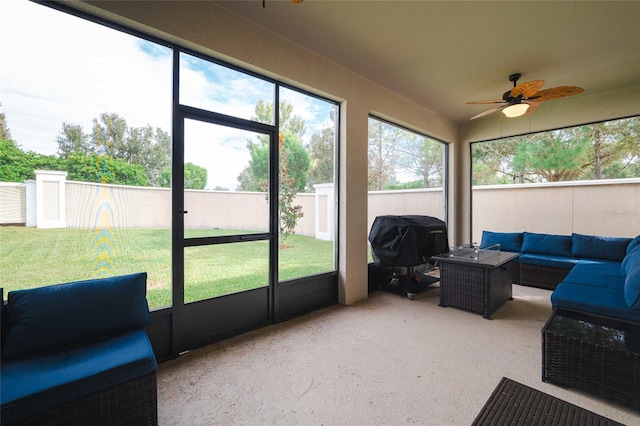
<box><xmin>432</xmin><ymin>250</ymin><xmax>519</xmax><ymax>319</ymax></box>
<box><xmin>542</xmin><ymin>308</ymin><xmax>640</xmax><ymax>411</ymax></box>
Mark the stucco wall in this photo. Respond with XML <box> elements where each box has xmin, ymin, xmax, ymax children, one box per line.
<box><xmin>472</xmin><ymin>179</ymin><xmax>640</xmax><ymax>244</ymax></box>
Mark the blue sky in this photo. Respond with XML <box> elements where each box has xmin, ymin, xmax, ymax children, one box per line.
<box><xmin>1</xmin><ymin>0</ymin><xmax>335</xmax><ymax>191</ymax></box>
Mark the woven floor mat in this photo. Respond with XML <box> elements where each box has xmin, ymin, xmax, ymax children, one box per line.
<box><xmin>472</xmin><ymin>377</ymin><xmax>623</xmax><ymax>426</ymax></box>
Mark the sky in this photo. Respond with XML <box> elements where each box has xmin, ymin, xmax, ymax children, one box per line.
<box><xmin>1</xmin><ymin>0</ymin><xmax>334</xmax><ymax>191</ymax></box>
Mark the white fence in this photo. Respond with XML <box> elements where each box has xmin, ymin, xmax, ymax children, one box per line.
<box><xmin>472</xmin><ymin>178</ymin><xmax>640</xmax><ymax>242</ymax></box>
<box><xmin>3</xmin><ymin>172</ymin><xmax>639</xmax><ymax>240</ymax></box>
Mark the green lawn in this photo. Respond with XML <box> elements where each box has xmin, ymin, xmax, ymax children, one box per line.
<box><xmin>0</xmin><ymin>227</ymin><xmax>334</xmax><ymax>309</ymax></box>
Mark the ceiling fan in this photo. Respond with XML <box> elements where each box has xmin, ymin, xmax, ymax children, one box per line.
<box><xmin>466</xmin><ymin>73</ymin><xmax>584</xmax><ymax>120</ymax></box>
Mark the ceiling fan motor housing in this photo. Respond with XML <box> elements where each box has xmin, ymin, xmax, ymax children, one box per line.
<box><xmin>503</xmin><ymin>90</ymin><xmax>518</xmax><ymax>103</ymax></box>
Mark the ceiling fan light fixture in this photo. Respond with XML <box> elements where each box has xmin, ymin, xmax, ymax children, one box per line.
<box><xmin>502</xmin><ymin>103</ymin><xmax>529</xmax><ymax>118</ymax></box>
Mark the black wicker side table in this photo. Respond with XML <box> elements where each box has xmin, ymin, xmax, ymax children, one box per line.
<box><xmin>432</xmin><ymin>251</ymin><xmax>518</xmax><ymax>319</ymax></box>
<box><xmin>542</xmin><ymin>308</ymin><xmax>640</xmax><ymax>411</ymax></box>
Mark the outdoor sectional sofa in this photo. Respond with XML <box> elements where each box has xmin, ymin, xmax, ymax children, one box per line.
<box><xmin>480</xmin><ymin>230</ymin><xmax>640</xmax><ymax>320</ymax></box>
<box><xmin>1</xmin><ymin>273</ymin><xmax>158</xmax><ymax>426</ymax></box>
<box><xmin>479</xmin><ymin>230</ymin><xmax>638</xmax><ymax>291</ymax></box>
<box><xmin>481</xmin><ymin>230</ymin><xmax>640</xmax><ymax>410</ymax></box>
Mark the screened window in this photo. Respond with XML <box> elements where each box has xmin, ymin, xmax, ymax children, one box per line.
<box><xmin>471</xmin><ymin>116</ymin><xmax>640</xmax><ymax>243</ymax></box>
<box><xmin>0</xmin><ymin>1</ymin><xmax>340</xmax><ymax>311</ymax></box>
<box><xmin>278</xmin><ymin>87</ymin><xmax>338</xmax><ymax>280</ymax></box>
<box><xmin>179</xmin><ymin>52</ymin><xmax>275</xmax><ymax>125</ymax></box>
<box><xmin>366</xmin><ymin>116</ymin><xmax>447</xmax><ymax>261</ymax></box>
<box><xmin>0</xmin><ymin>1</ymin><xmax>173</xmax><ymax>309</ymax></box>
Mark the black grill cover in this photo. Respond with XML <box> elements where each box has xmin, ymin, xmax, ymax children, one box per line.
<box><xmin>369</xmin><ymin>215</ymin><xmax>449</xmax><ymax>267</ymax></box>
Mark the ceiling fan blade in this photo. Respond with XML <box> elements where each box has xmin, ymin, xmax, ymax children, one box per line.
<box><xmin>530</xmin><ymin>86</ymin><xmax>585</xmax><ymax>102</ymax></box>
<box><xmin>470</xmin><ymin>105</ymin><xmax>505</xmax><ymax>120</ymax></box>
<box><xmin>511</xmin><ymin>80</ymin><xmax>545</xmax><ymax>99</ymax></box>
<box><xmin>523</xmin><ymin>101</ymin><xmax>540</xmax><ymax>115</ymax></box>
<box><xmin>466</xmin><ymin>100</ymin><xmax>505</xmax><ymax>105</ymax></box>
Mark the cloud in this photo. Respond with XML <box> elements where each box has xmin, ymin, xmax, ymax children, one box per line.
<box><xmin>1</xmin><ymin>0</ymin><xmax>336</xmax><ymax>191</ymax></box>
<box><xmin>184</xmin><ymin>119</ymin><xmax>254</xmax><ymax>191</ymax></box>
<box><xmin>1</xmin><ymin>1</ymin><xmax>172</xmax><ymax>154</ymax></box>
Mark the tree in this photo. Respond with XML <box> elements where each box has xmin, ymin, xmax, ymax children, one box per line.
<box><xmin>235</xmin><ymin>167</ymin><xmax>261</xmax><ymax>193</ymax></box>
<box><xmin>472</xmin><ymin>138</ymin><xmax>520</xmax><ymax>184</ymax></box>
<box><xmin>56</xmin><ymin>114</ymin><xmax>171</xmax><ymax>187</ymax></box>
<box><xmin>159</xmin><ymin>162</ymin><xmax>207</xmax><ymax>190</ymax></box>
<box><xmin>395</xmin><ymin>135</ymin><xmax>444</xmax><ymax>188</ymax></box>
<box><xmin>242</xmin><ymin>139</ymin><xmax>269</xmax><ymax>192</ymax></box>
<box><xmin>57</xmin><ymin>123</ymin><xmax>91</xmax><ymax>158</ymax></box>
<box><xmin>126</xmin><ymin>125</ymin><xmax>171</xmax><ymax>186</ymax></box>
<box><xmin>306</xmin><ymin>127</ymin><xmax>334</xmax><ymax>190</ymax></box>
<box><xmin>62</xmin><ymin>152</ymin><xmax>148</xmax><ymax>186</ymax></box>
<box><xmin>243</xmin><ymin>133</ymin><xmax>309</xmax><ymax>192</ymax></box>
<box><xmin>91</xmin><ymin>112</ymin><xmax>129</xmax><ymax>159</ymax></box>
<box><xmin>368</xmin><ymin>117</ymin><xmax>446</xmax><ymax>190</ymax></box>
<box><xmin>0</xmin><ymin>103</ymin><xmax>11</xmax><ymax>140</ymax></box>
<box><xmin>237</xmin><ymin>100</ymin><xmax>308</xmax><ymax>191</ymax></box>
<box><xmin>0</xmin><ymin>140</ymin><xmax>59</xmax><ymax>183</ymax></box>
<box><xmin>241</xmin><ymin>99</ymin><xmax>310</xmax><ymax>242</ymax></box>
<box><xmin>183</xmin><ymin>162</ymin><xmax>207</xmax><ymax>190</ymax></box>
<box><xmin>0</xmin><ymin>139</ymin><xmax>38</xmax><ymax>182</ymax></box>
<box><xmin>472</xmin><ymin>116</ymin><xmax>640</xmax><ymax>185</ymax></box>
<box><xmin>260</xmin><ymin>135</ymin><xmax>304</xmax><ymax>243</ymax></box>
<box><xmin>512</xmin><ymin>130</ymin><xmax>593</xmax><ymax>182</ymax></box>
<box><xmin>252</xmin><ymin>99</ymin><xmax>306</xmax><ymax>137</ymax></box>
<box><xmin>368</xmin><ymin>118</ymin><xmax>401</xmax><ymax>190</ymax></box>
<box><xmin>281</xmin><ymin>134</ymin><xmax>309</xmax><ymax>192</ymax></box>
<box><xmin>586</xmin><ymin>117</ymin><xmax>640</xmax><ymax>179</ymax></box>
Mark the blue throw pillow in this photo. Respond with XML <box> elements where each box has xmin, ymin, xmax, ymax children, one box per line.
<box><xmin>479</xmin><ymin>231</ymin><xmax>523</xmax><ymax>252</ymax></box>
<box><xmin>3</xmin><ymin>272</ymin><xmax>151</xmax><ymax>359</ymax></box>
<box><xmin>521</xmin><ymin>232</ymin><xmax>572</xmax><ymax>257</ymax></box>
<box><xmin>622</xmin><ymin>245</ymin><xmax>640</xmax><ymax>275</ymax></box>
<box><xmin>624</xmin><ymin>263</ymin><xmax>640</xmax><ymax>310</ymax></box>
<box><xmin>571</xmin><ymin>233</ymin><xmax>632</xmax><ymax>262</ymax></box>
<box><xmin>628</xmin><ymin>235</ymin><xmax>640</xmax><ymax>255</ymax></box>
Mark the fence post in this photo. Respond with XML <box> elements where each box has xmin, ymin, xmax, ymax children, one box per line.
<box><xmin>33</xmin><ymin>170</ymin><xmax>67</xmax><ymax>229</ymax></box>
<box><xmin>313</xmin><ymin>183</ymin><xmax>334</xmax><ymax>241</ymax></box>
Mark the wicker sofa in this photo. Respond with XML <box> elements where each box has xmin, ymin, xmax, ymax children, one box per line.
<box><xmin>479</xmin><ymin>230</ymin><xmax>636</xmax><ymax>290</ymax></box>
<box><xmin>550</xmin><ymin>235</ymin><xmax>640</xmax><ymax>322</ymax></box>
<box><xmin>1</xmin><ymin>273</ymin><xmax>158</xmax><ymax>426</ymax></box>
<box><xmin>481</xmin><ymin>231</ymin><xmax>640</xmax><ymax>410</ymax></box>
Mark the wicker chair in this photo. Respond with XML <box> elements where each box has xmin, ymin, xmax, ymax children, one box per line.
<box><xmin>1</xmin><ymin>274</ymin><xmax>158</xmax><ymax>426</ymax></box>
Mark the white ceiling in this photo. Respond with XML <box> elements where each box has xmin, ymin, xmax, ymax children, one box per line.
<box><xmin>215</xmin><ymin>0</ymin><xmax>640</xmax><ymax>125</ymax></box>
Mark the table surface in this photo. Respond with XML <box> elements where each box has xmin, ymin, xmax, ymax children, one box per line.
<box><xmin>432</xmin><ymin>251</ymin><xmax>519</xmax><ymax>268</ymax></box>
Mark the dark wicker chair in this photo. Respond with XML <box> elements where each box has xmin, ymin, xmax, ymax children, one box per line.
<box><xmin>11</xmin><ymin>372</ymin><xmax>158</xmax><ymax>426</ymax></box>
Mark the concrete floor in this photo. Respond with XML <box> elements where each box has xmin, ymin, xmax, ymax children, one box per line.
<box><xmin>157</xmin><ymin>283</ymin><xmax>640</xmax><ymax>425</ymax></box>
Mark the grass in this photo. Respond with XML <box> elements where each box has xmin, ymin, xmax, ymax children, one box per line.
<box><xmin>0</xmin><ymin>227</ymin><xmax>334</xmax><ymax>309</ymax></box>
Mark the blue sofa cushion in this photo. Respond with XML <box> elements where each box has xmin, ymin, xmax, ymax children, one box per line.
<box><xmin>624</xmin><ymin>263</ymin><xmax>640</xmax><ymax>310</ymax></box>
<box><xmin>522</xmin><ymin>232</ymin><xmax>572</xmax><ymax>257</ymax></box>
<box><xmin>561</xmin><ymin>262</ymin><xmax>625</xmax><ymax>290</ymax></box>
<box><xmin>627</xmin><ymin>235</ymin><xmax>640</xmax><ymax>254</ymax></box>
<box><xmin>0</xmin><ymin>328</ymin><xmax>156</xmax><ymax>424</ymax></box>
<box><xmin>622</xmin><ymin>245</ymin><xmax>640</xmax><ymax>275</ymax></box>
<box><xmin>3</xmin><ymin>273</ymin><xmax>151</xmax><ymax>360</ymax></box>
<box><xmin>518</xmin><ymin>253</ymin><xmax>578</xmax><ymax>270</ymax></box>
<box><xmin>571</xmin><ymin>233</ymin><xmax>631</xmax><ymax>262</ymax></box>
<box><xmin>552</xmin><ymin>281</ymin><xmax>640</xmax><ymax>323</ymax></box>
<box><xmin>479</xmin><ymin>231</ymin><xmax>523</xmax><ymax>252</ymax></box>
